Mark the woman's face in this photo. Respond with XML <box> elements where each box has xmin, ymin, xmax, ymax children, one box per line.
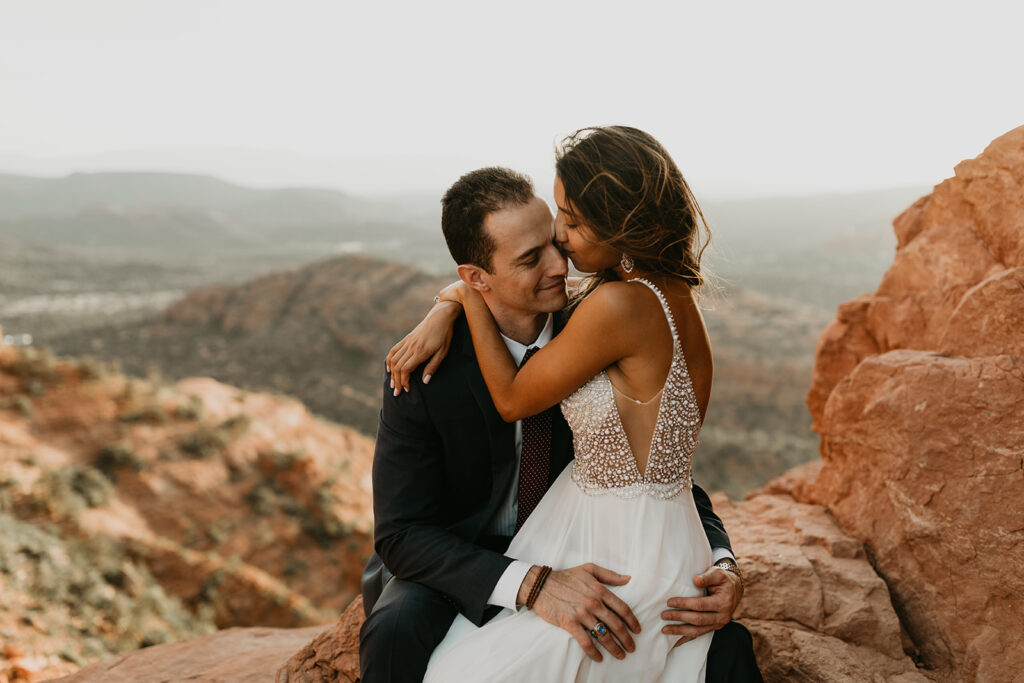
<box><xmin>553</xmin><ymin>177</ymin><xmax>620</xmax><ymax>273</ymax></box>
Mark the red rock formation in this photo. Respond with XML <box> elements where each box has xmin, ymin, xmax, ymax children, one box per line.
<box><xmin>275</xmin><ymin>597</ymin><xmax>364</xmax><ymax>683</ymax></box>
<box><xmin>714</xmin><ymin>491</ymin><xmax>927</xmax><ymax>681</ymax></box>
<box><xmin>802</xmin><ymin>125</ymin><xmax>1024</xmax><ymax>681</ymax></box>
<box><xmin>0</xmin><ymin>341</ymin><xmax>374</xmax><ymax>681</ymax></box>
<box><xmin>53</xmin><ymin>626</ymin><xmax>326</xmax><ymax>683</ymax></box>
<box><xmin>808</xmin><ymin>125</ymin><xmax>1024</xmax><ymax>420</ymax></box>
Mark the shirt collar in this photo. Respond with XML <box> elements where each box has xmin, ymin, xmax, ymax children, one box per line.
<box><xmin>499</xmin><ymin>313</ymin><xmax>554</xmax><ymax>366</ymax></box>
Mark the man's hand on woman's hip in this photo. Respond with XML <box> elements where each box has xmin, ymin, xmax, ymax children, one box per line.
<box><xmin>518</xmin><ymin>563</ymin><xmax>641</xmax><ymax>663</ymax></box>
<box><xmin>661</xmin><ymin>561</ymin><xmax>744</xmax><ymax>648</ymax></box>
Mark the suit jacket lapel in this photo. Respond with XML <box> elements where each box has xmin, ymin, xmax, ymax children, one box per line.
<box><xmin>456</xmin><ymin>311</ymin><xmax>573</xmax><ymax>498</ymax></box>
<box><xmin>454</xmin><ymin>319</ymin><xmax>518</xmax><ymax>511</ymax></box>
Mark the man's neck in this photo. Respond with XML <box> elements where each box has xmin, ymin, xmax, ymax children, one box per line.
<box><xmin>488</xmin><ymin>306</ymin><xmax>549</xmax><ymax>346</ymax></box>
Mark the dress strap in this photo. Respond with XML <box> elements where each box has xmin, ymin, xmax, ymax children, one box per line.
<box><xmin>630</xmin><ymin>278</ymin><xmax>680</xmax><ymax>345</ymax></box>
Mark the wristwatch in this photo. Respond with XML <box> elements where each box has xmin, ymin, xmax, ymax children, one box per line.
<box><xmin>714</xmin><ymin>559</ymin><xmax>744</xmax><ymax>587</ymax></box>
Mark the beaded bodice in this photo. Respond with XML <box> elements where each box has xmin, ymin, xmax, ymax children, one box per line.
<box><xmin>560</xmin><ymin>279</ymin><xmax>701</xmax><ymax>499</ymax></box>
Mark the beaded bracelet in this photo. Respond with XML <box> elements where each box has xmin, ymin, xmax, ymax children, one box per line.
<box><xmin>526</xmin><ymin>565</ymin><xmax>553</xmax><ymax>610</ymax></box>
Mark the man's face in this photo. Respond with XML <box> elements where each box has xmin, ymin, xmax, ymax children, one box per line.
<box><xmin>478</xmin><ymin>197</ymin><xmax>569</xmax><ymax>314</ymax></box>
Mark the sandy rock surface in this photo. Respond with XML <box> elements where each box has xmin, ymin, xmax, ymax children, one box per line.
<box><xmin>53</xmin><ymin>626</ymin><xmax>326</xmax><ymax>683</ymax></box>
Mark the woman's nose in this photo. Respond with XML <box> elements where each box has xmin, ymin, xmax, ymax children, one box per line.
<box><xmin>554</xmin><ymin>218</ymin><xmax>568</xmax><ymax>244</ymax></box>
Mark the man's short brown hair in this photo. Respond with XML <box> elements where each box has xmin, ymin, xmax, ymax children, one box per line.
<box><xmin>440</xmin><ymin>167</ymin><xmax>535</xmax><ymax>271</ymax></box>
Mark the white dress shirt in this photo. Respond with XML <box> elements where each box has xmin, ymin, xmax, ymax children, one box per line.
<box><xmin>484</xmin><ymin>314</ymin><xmax>735</xmax><ymax>610</ymax></box>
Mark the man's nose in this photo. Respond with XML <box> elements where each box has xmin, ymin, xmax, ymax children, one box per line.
<box><xmin>547</xmin><ymin>246</ymin><xmax>568</xmax><ymax>276</ymax></box>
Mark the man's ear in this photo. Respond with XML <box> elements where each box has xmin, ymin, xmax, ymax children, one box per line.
<box><xmin>456</xmin><ymin>264</ymin><xmax>491</xmax><ymax>293</ymax></box>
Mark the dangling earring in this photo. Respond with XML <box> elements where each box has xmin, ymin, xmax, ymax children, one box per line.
<box><xmin>620</xmin><ymin>253</ymin><xmax>635</xmax><ymax>273</ymax></box>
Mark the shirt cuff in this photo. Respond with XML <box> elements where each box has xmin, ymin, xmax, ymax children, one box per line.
<box><xmin>711</xmin><ymin>547</ymin><xmax>736</xmax><ymax>564</ymax></box>
<box><xmin>487</xmin><ymin>560</ymin><xmax>533</xmax><ymax>610</ymax></box>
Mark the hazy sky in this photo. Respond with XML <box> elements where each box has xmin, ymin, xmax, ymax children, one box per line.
<box><xmin>1</xmin><ymin>0</ymin><xmax>1021</xmax><ymax>197</ymax></box>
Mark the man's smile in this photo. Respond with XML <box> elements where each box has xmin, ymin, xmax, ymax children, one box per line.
<box><xmin>538</xmin><ymin>279</ymin><xmax>567</xmax><ymax>293</ymax></box>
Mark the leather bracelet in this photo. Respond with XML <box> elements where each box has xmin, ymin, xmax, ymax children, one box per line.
<box><xmin>526</xmin><ymin>565</ymin><xmax>552</xmax><ymax>609</ymax></box>
<box><xmin>526</xmin><ymin>565</ymin><xmax>552</xmax><ymax>610</ymax></box>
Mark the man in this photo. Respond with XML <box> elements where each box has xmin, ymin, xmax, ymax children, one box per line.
<box><xmin>360</xmin><ymin>167</ymin><xmax>760</xmax><ymax>681</ymax></box>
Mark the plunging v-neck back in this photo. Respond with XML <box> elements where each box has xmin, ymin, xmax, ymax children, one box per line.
<box><xmin>560</xmin><ymin>278</ymin><xmax>703</xmax><ymax>499</ymax></box>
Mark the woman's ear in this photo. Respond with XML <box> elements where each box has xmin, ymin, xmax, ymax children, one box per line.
<box><xmin>456</xmin><ymin>264</ymin><xmax>491</xmax><ymax>293</ymax></box>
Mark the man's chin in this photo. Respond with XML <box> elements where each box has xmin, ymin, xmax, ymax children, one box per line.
<box><xmin>537</xmin><ymin>291</ymin><xmax>569</xmax><ymax>312</ymax></box>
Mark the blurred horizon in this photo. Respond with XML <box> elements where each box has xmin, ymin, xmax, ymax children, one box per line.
<box><xmin>3</xmin><ymin>0</ymin><xmax>1022</xmax><ymax>199</ymax></box>
<box><xmin>0</xmin><ymin>146</ymin><xmax>947</xmax><ymax>202</ymax></box>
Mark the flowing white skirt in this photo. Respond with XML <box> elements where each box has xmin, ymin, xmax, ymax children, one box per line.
<box><xmin>424</xmin><ymin>466</ymin><xmax>713</xmax><ymax>682</ymax></box>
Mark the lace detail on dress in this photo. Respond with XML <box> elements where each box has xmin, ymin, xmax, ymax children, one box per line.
<box><xmin>560</xmin><ymin>279</ymin><xmax>702</xmax><ymax>499</ymax></box>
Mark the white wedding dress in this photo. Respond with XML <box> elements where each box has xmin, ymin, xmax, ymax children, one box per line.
<box><xmin>424</xmin><ymin>279</ymin><xmax>713</xmax><ymax>682</ymax></box>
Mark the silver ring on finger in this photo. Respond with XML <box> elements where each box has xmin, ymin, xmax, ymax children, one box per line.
<box><xmin>589</xmin><ymin>621</ymin><xmax>609</xmax><ymax>639</ymax></box>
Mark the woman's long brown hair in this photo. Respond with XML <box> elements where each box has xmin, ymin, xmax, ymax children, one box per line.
<box><xmin>556</xmin><ymin>126</ymin><xmax>711</xmax><ymax>303</ymax></box>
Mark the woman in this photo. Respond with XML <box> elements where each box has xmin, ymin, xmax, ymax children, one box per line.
<box><xmin>390</xmin><ymin>126</ymin><xmax>717</xmax><ymax>681</ymax></box>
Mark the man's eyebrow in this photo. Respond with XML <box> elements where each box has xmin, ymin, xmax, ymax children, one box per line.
<box><xmin>514</xmin><ymin>245</ymin><xmax>543</xmax><ymax>264</ymax></box>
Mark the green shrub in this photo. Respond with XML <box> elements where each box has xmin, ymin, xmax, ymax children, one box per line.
<box><xmin>301</xmin><ymin>485</ymin><xmax>351</xmax><ymax>548</ymax></box>
<box><xmin>70</xmin><ymin>467</ymin><xmax>114</xmax><ymax>507</ymax></box>
<box><xmin>244</xmin><ymin>482</ymin><xmax>279</xmax><ymax>516</ymax></box>
<box><xmin>179</xmin><ymin>425</ymin><xmax>228</xmax><ymax>460</ymax></box>
<box><xmin>10</xmin><ymin>395</ymin><xmax>34</xmax><ymax>417</ymax></box>
<box><xmin>173</xmin><ymin>396</ymin><xmax>203</xmax><ymax>421</ymax></box>
<box><xmin>218</xmin><ymin>413</ymin><xmax>251</xmax><ymax>437</ymax></box>
<box><xmin>11</xmin><ymin>347</ymin><xmax>60</xmax><ymax>385</ymax></box>
<box><xmin>52</xmin><ymin>466</ymin><xmax>114</xmax><ymax>510</ymax></box>
<box><xmin>267</xmin><ymin>449</ymin><xmax>305</xmax><ymax>471</ymax></box>
<box><xmin>94</xmin><ymin>443</ymin><xmax>142</xmax><ymax>481</ymax></box>
<box><xmin>119</xmin><ymin>401</ymin><xmax>169</xmax><ymax>425</ymax></box>
<box><xmin>75</xmin><ymin>357</ymin><xmax>106</xmax><ymax>381</ymax></box>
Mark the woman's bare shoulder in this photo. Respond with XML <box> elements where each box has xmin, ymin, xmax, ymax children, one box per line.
<box><xmin>575</xmin><ymin>280</ymin><xmax>667</xmax><ymax>327</ymax></box>
<box><xmin>579</xmin><ymin>279</ymin><xmax>649</xmax><ymax>308</ymax></box>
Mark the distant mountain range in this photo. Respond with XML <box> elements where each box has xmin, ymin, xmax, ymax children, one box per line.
<box><xmin>0</xmin><ymin>170</ymin><xmax>928</xmax><ymax>305</ymax></box>
<box><xmin>0</xmin><ymin>171</ymin><xmax>436</xmax><ymax>254</ymax></box>
<box><xmin>0</xmin><ymin>171</ymin><xmax>358</xmax><ymax>218</ymax></box>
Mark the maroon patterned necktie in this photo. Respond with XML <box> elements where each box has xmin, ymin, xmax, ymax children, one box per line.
<box><xmin>515</xmin><ymin>346</ymin><xmax>552</xmax><ymax>533</ymax></box>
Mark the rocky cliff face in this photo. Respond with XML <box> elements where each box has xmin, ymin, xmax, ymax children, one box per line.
<box><xmin>797</xmin><ymin>125</ymin><xmax>1024</xmax><ymax>681</ymax></box>
<box><xmin>0</xmin><ymin>337</ymin><xmax>374</xmax><ymax>681</ymax></box>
